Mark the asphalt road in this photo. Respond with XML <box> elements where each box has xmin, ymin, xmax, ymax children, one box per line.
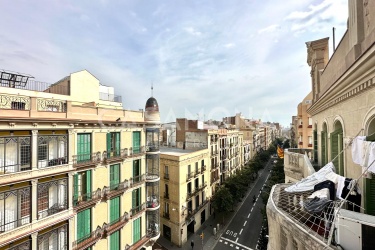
<box><xmin>214</xmin><ymin>159</ymin><xmax>273</xmax><ymax>250</ymax></box>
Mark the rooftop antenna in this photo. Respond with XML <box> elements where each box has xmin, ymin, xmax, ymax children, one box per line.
<box><xmin>151</xmin><ymin>82</ymin><xmax>154</xmax><ymax>97</ymax></box>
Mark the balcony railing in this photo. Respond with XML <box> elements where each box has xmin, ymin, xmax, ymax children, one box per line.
<box><xmin>201</xmin><ymin>165</ymin><xmax>206</xmax><ymax>172</ymax></box>
<box><xmin>72</xmin><ymin>227</ymin><xmax>102</xmax><ymax>250</ymax></box>
<box><xmin>186</xmin><ymin>172</ymin><xmax>194</xmax><ymax>181</ymax></box>
<box><xmin>99</xmin><ymin>92</ymin><xmax>122</xmax><ymax>103</ymax></box>
<box><xmin>131</xmin><ymin>203</ymin><xmax>146</xmax><ymax>217</ymax></box>
<box><xmin>131</xmin><ymin>146</ymin><xmax>145</xmax><ymax>156</ymax></box>
<box><xmin>211</xmin><ymin>177</ymin><xmax>219</xmax><ymax>186</ymax></box>
<box><xmin>73</xmin><ymin>188</ymin><xmax>102</xmax><ymax>209</ymax></box>
<box><xmin>163</xmin><ymin>192</ymin><xmax>169</xmax><ymax>199</ymax></box>
<box><xmin>185</xmin><ymin>199</ymin><xmax>209</xmax><ymax>223</ymax></box>
<box><xmin>106</xmin><ymin>212</ymin><xmax>130</xmax><ymax>235</ymax></box>
<box><xmin>37</xmin><ymin>98</ymin><xmax>67</xmax><ymax>112</ymax></box>
<box><xmin>38</xmin><ymin>202</ymin><xmax>67</xmax><ymax>219</ymax></box>
<box><xmin>73</xmin><ymin>152</ymin><xmax>101</xmax><ymax>168</ymax></box>
<box><xmin>102</xmin><ymin>148</ymin><xmax>129</xmax><ymax>163</ymax></box>
<box><xmin>102</xmin><ymin>180</ymin><xmax>130</xmax><ymax>201</ymax></box>
<box><xmin>131</xmin><ymin>174</ymin><xmax>146</xmax><ymax>187</ymax></box>
<box><xmin>146</xmin><ymin>196</ymin><xmax>159</xmax><ymax>209</ymax></box>
<box><xmin>0</xmin><ymin>78</ymin><xmax>69</xmax><ymax>95</ymax></box>
<box><xmin>146</xmin><ymin>142</ymin><xmax>159</xmax><ymax>152</ymax></box>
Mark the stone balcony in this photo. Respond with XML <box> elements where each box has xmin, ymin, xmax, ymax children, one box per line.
<box><xmin>284</xmin><ymin>148</ymin><xmax>315</xmax><ymax>183</ymax></box>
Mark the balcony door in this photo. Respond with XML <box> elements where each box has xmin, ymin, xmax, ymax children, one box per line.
<box><xmin>77</xmin><ymin>133</ymin><xmax>91</xmax><ymax>162</ymax></box>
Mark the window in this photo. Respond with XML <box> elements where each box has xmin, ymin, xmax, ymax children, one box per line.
<box><xmin>37</xmin><ymin>179</ymin><xmax>67</xmax><ymax>219</ymax></box>
<box><xmin>165</xmin><ymin>184</ymin><xmax>169</xmax><ymax>198</ymax></box>
<box><xmin>107</xmin><ymin>132</ymin><xmax>120</xmax><ymax>157</ymax></box>
<box><xmin>195</xmin><ymin>195</ymin><xmax>199</xmax><ymax>208</ymax></box>
<box><xmin>37</xmin><ymin>134</ymin><xmax>67</xmax><ymax>168</ymax></box>
<box><xmin>77</xmin><ymin>209</ymin><xmax>91</xmax><ymax>242</ymax></box>
<box><xmin>308</xmin><ymin>117</ymin><xmax>313</xmax><ymax>126</ymax></box>
<box><xmin>133</xmin><ymin>159</ymin><xmax>141</xmax><ymax>182</ymax></box>
<box><xmin>133</xmin><ymin>131</ymin><xmax>141</xmax><ymax>154</ymax></box>
<box><xmin>308</xmin><ymin>136</ymin><xmax>313</xmax><ymax>145</ymax></box>
<box><xmin>110</xmin><ymin>230</ymin><xmax>120</xmax><ymax>250</ymax></box>
<box><xmin>73</xmin><ymin>170</ymin><xmax>92</xmax><ymax>205</ymax></box>
<box><xmin>0</xmin><ymin>136</ymin><xmax>31</xmax><ymax>173</ymax></box>
<box><xmin>110</xmin><ymin>197</ymin><xmax>120</xmax><ymax>223</ymax></box>
<box><xmin>77</xmin><ymin>133</ymin><xmax>91</xmax><ymax>162</ymax></box>
<box><xmin>195</xmin><ymin>162</ymin><xmax>198</xmax><ymax>173</ymax></box>
<box><xmin>202</xmin><ymin>175</ymin><xmax>204</xmax><ymax>185</ymax></box>
<box><xmin>133</xmin><ymin>218</ymin><xmax>141</xmax><ymax>243</ymax></box>
<box><xmin>187</xmin><ymin>182</ymin><xmax>192</xmax><ymax>194</ymax></box>
<box><xmin>164</xmin><ymin>202</ymin><xmax>169</xmax><ymax>214</ymax></box>
<box><xmin>38</xmin><ymin>224</ymin><xmax>67</xmax><ymax>250</ymax></box>
<box><xmin>195</xmin><ymin>178</ymin><xmax>199</xmax><ymax>189</ymax></box>
<box><xmin>188</xmin><ymin>164</ymin><xmax>191</xmax><ymax>174</ymax></box>
<box><xmin>202</xmin><ymin>191</ymin><xmax>205</xmax><ymax>204</ymax></box>
<box><xmin>132</xmin><ymin>188</ymin><xmax>141</xmax><ymax>211</ymax></box>
<box><xmin>110</xmin><ymin>164</ymin><xmax>120</xmax><ymax>190</ymax></box>
<box><xmin>11</xmin><ymin>101</ymin><xmax>26</xmax><ymax>110</ymax></box>
<box><xmin>164</xmin><ymin>165</ymin><xmax>169</xmax><ymax>179</ymax></box>
<box><xmin>201</xmin><ymin>159</ymin><xmax>204</xmax><ymax>167</ymax></box>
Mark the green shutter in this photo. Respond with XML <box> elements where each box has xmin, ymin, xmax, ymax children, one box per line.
<box><xmin>313</xmin><ymin>130</ymin><xmax>318</xmax><ymax>163</ymax></box>
<box><xmin>366</xmin><ymin>178</ymin><xmax>375</xmax><ymax>216</ymax></box>
<box><xmin>110</xmin><ymin>164</ymin><xmax>120</xmax><ymax>189</ymax></box>
<box><xmin>77</xmin><ymin>134</ymin><xmax>91</xmax><ymax>162</ymax></box>
<box><xmin>133</xmin><ymin>218</ymin><xmax>141</xmax><ymax>242</ymax></box>
<box><xmin>321</xmin><ymin>131</ymin><xmax>326</xmax><ymax>165</ymax></box>
<box><xmin>110</xmin><ymin>230</ymin><xmax>120</xmax><ymax>250</ymax></box>
<box><xmin>77</xmin><ymin>208</ymin><xmax>91</xmax><ymax>241</ymax></box>
<box><xmin>330</xmin><ymin>129</ymin><xmax>343</xmax><ymax>174</ymax></box>
<box><xmin>132</xmin><ymin>190</ymin><xmax>136</xmax><ymax>209</ymax></box>
<box><xmin>115</xmin><ymin>132</ymin><xmax>120</xmax><ymax>156</ymax></box>
<box><xmin>86</xmin><ymin>170</ymin><xmax>92</xmax><ymax>200</ymax></box>
<box><xmin>107</xmin><ymin>133</ymin><xmax>112</xmax><ymax>157</ymax></box>
<box><xmin>110</xmin><ymin>197</ymin><xmax>120</xmax><ymax>223</ymax></box>
<box><xmin>133</xmin><ymin>132</ymin><xmax>140</xmax><ymax>153</ymax></box>
<box><xmin>73</xmin><ymin>174</ymin><xmax>79</xmax><ymax>206</ymax></box>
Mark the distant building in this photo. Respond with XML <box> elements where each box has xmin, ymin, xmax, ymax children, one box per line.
<box><xmin>296</xmin><ymin>92</ymin><xmax>313</xmax><ymax>150</ymax></box>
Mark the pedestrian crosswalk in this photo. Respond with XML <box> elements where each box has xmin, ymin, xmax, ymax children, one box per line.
<box><xmin>218</xmin><ymin>237</ymin><xmax>254</xmax><ymax>250</ymax></box>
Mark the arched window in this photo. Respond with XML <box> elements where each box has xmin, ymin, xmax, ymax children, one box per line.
<box><xmin>330</xmin><ymin>121</ymin><xmax>344</xmax><ymax>175</ymax></box>
<box><xmin>321</xmin><ymin>123</ymin><xmax>328</xmax><ymax>166</ymax></box>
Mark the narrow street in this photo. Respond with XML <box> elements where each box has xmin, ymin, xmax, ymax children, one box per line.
<box><xmin>214</xmin><ymin>160</ymin><xmax>272</xmax><ymax>250</ymax></box>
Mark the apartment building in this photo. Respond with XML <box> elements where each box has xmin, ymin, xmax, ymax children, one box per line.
<box><xmin>267</xmin><ymin>1</ymin><xmax>375</xmax><ymax>249</ymax></box>
<box><xmin>159</xmin><ymin>148</ymin><xmax>210</xmax><ymax>247</ymax></box>
<box><xmin>295</xmin><ymin>92</ymin><xmax>313</xmax><ymax>149</ymax></box>
<box><xmin>0</xmin><ymin>69</ymin><xmax>160</xmax><ymax>250</ymax></box>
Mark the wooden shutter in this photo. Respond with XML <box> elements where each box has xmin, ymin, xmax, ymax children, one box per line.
<box><xmin>110</xmin><ymin>197</ymin><xmax>120</xmax><ymax>223</ymax></box>
<box><xmin>86</xmin><ymin>170</ymin><xmax>92</xmax><ymax>200</ymax></box>
<box><xmin>133</xmin><ymin>218</ymin><xmax>141</xmax><ymax>242</ymax></box>
<box><xmin>133</xmin><ymin>132</ymin><xmax>140</xmax><ymax>153</ymax></box>
<box><xmin>313</xmin><ymin>130</ymin><xmax>318</xmax><ymax>163</ymax></box>
<box><xmin>73</xmin><ymin>174</ymin><xmax>79</xmax><ymax>205</ymax></box>
<box><xmin>77</xmin><ymin>134</ymin><xmax>91</xmax><ymax>162</ymax></box>
<box><xmin>107</xmin><ymin>132</ymin><xmax>112</xmax><ymax>158</ymax></box>
<box><xmin>110</xmin><ymin>164</ymin><xmax>120</xmax><ymax>189</ymax></box>
<box><xmin>115</xmin><ymin>132</ymin><xmax>120</xmax><ymax>156</ymax></box>
<box><xmin>110</xmin><ymin>230</ymin><xmax>120</xmax><ymax>250</ymax></box>
<box><xmin>132</xmin><ymin>190</ymin><xmax>136</xmax><ymax>209</ymax></box>
<box><xmin>321</xmin><ymin>131</ymin><xmax>326</xmax><ymax>165</ymax></box>
<box><xmin>366</xmin><ymin>178</ymin><xmax>375</xmax><ymax>216</ymax></box>
<box><xmin>330</xmin><ymin>130</ymin><xmax>339</xmax><ymax>173</ymax></box>
<box><xmin>77</xmin><ymin>208</ymin><xmax>91</xmax><ymax>241</ymax></box>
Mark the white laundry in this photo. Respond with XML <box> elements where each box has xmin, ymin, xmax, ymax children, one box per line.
<box><xmin>363</xmin><ymin>142</ymin><xmax>375</xmax><ymax>174</ymax></box>
<box><xmin>336</xmin><ymin>175</ymin><xmax>346</xmax><ymax>199</ymax></box>
<box><xmin>308</xmin><ymin>188</ymin><xmax>330</xmax><ymax>199</ymax></box>
<box><xmin>285</xmin><ymin>162</ymin><xmax>336</xmax><ymax>192</ymax></box>
<box><xmin>351</xmin><ymin>136</ymin><xmax>366</xmax><ymax>165</ymax></box>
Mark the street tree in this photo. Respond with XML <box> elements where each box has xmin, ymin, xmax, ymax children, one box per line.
<box><xmin>212</xmin><ymin>186</ymin><xmax>233</xmax><ymax>222</ymax></box>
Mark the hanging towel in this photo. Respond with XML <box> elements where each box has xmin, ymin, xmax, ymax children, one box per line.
<box><xmin>351</xmin><ymin>136</ymin><xmax>366</xmax><ymax>165</ymax></box>
<box><xmin>285</xmin><ymin>162</ymin><xmax>336</xmax><ymax>192</ymax></box>
<box><xmin>363</xmin><ymin>142</ymin><xmax>375</xmax><ymax>174</ymax></box>
<box><xmin>336</xmin><ymin>175</ymin><xmax>346</xmax><ymax>199</ymax></box>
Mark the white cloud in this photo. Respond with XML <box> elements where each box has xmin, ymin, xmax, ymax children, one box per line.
<box><xmin>258</xmin><ymin>24</ymin><xmax>280</xmax><ymax>34</ymax></box>
<box><xmin>224</xmin><ymin>43</ymin><xmax>235</xmax><ymax>48</ymax></box>
<box><xmin>184</xmin><ymin>27</ymin><xmax>202</xmax><ymax>36</ymax></box>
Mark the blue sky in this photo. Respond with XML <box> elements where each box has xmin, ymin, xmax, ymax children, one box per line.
<box><xmin>0</xmin><ymin>0</ymin><xmax>348</xmax><ymax>127</ymax></box>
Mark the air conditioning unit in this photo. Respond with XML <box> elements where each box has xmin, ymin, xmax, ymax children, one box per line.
<box><xmin>336</xmin><ymin>209</ymin><xmax>375</xmax><ymax>250</ymax></box>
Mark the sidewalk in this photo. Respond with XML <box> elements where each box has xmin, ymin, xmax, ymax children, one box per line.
<box><xmin>154</xmin><ymin>168</ymin><xmax>265</xmax><ymax>250</ymax></box>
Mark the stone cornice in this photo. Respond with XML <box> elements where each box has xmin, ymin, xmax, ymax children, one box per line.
<box><xmin>308</xmin><ymin>44</ymin><xmax>375</xmax><ymax>116</ymax></box>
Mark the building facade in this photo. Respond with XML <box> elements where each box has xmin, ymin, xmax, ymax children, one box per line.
<box><xmin>159</xmin><ymin>148</ymin><xmax>210</xmax><ymax>247</ymax></box>
<box><xmin>0</xmin><ymin>69</ymin><xmax>160</xmax><ymax>250</ymax></box>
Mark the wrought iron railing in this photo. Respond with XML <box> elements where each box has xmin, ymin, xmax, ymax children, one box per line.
<box><xmin>0</xmin><ymin>94</ymin><xmax>30</xmax><ymax>110</ymax></box>
<box><xmin>131</xmin><ymin>203</ymin><xmax>146</xmax><ymax>217</ymax></box>
<box><xmin>72</xmin><ymin>152</ymin><xmax>101</xmax><ymax>167</ymax></box>
<box><xmin>73</xmin><ymin>188</ymin><xmax>102</xmax><ymax>207</ymax></box>
<box><xmin>186</xmin><ymin>172</ymin><xmax>194</xmax><ymax>181</ymax></box>
<box><xmin>37</xmin><ymin>98</ymin><xmax>67</xmax><ymax>112</ymax></box>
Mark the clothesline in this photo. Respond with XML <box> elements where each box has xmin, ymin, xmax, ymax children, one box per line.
<box><xmin>330</xmin><ymin>128</ymin><xmax>364</xmax><ymax>164</ymax></box>
<box><xmin>326</xmin><ymin>155</ymin><xmax>375</xmax><ymax>246</ymax></box>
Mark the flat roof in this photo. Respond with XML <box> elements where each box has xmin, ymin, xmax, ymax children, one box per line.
<box><xmin>160</xmin><ymin>147</ymin><xmax>205</xmax><ymax>156</ymax></box>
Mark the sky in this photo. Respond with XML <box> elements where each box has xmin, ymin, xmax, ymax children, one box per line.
<box><xmin>0</xmin><ymin>0</ymin><xmax>348</xmax><ymax>127</ymax></box>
